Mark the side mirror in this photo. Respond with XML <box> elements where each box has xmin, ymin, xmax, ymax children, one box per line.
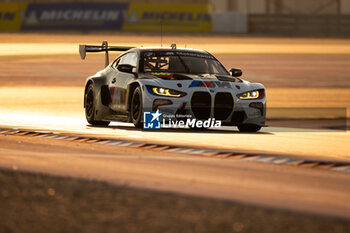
<box><xmin>230</xmin><ymin>68</ymin><xmax>242</xmax><ymax>77</ymax></box>
<box><xmin>117</xmin><ymin>64</ymin><xmax>135</xmax><ymax>74</ymax></box>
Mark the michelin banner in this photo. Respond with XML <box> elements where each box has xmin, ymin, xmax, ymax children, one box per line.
<box><xmin>0</xmin><ymin>2</ymin><xmax>212</xmax><ymax>32</ymax></box>
<box><xmin>0</xmin><ymin>3</ymin><xmax>27</xmax><ymax>31</ymax></box>
<box><xmin>123</xmin><ymin>3</ymin><xmax>212</xmax><ymax>32</ymax></box>
<box><xmin>21</xmin><ymin>3</ymin><xmax>129</xmax><ymax>30</ymax></box>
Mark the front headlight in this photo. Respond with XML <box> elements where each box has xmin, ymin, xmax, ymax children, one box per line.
<box><xmin>146</xmin><ymin>85</ymin><xmax>187</xmax><ymax>98</ymax></box>
<box><xmin>237</xmin><ymin>89</ymin><xmax>265</xmax><ymax>100</ymax></box>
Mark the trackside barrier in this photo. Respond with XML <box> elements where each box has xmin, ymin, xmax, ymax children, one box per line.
<box><xmin>0</xmin><ymin>2</ymin><xmax>247</xmax><ymax>33</ymax></box>
<box><xmin>212</xmin><ymin>12</ymin><xmax>247</xmax><ymax>33</ymax></box>
<box><xmin>123</xmin><ymin>3</ymin><xmax>213</xmax><ymax>32</ymax></box>
<box><xmin>20</xmin><ymin>3</ymin><xmax>129</xmax><ymax>30</ymax></box>
<box><xmin>0</xmin><ymin>3</ymin><xmax>27</xmax><ymax>31</ymax></box>
<box><xmin>0</xmin><ymin>2</ymin><xmax>227</xmax><ymax>33</ymax></box>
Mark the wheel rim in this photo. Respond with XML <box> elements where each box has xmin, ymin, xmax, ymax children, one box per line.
<box><xmin>86</xmin><ymin>89</ymin><xmax>94</xmax><ymax>118</ymax></box>
<box><xmin>132</xmin><ymin>92</ymin><xmax>141</xmax><ymax>121</ymax></box>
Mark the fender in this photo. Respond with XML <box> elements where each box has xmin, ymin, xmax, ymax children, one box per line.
<box><xmin>126</xmin><ymin>80</ymin><xmax>142</xmax><ymax>113</ymax></box>
<box><xmin>84</xmin><ymin>75</ymin><xmax>112</xmax><ymax>121</ymax></box>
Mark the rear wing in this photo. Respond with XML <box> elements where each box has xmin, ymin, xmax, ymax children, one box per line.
<box><xmin>79</xmin><ymin>41</ymin><xmax>134</xmax><ymax>67</ymax></box>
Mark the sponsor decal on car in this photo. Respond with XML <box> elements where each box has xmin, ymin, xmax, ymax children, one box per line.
<box><xmin>151</xmin><ymin>73</ymin><xmax>174</xmax><ymax>78</ymax></box>
<box><xmin>175</xmin><ymin>51</ymin><xmax>214</xmax><ymax>59</ymax></box>
<box><xmin>189</xmin><ymin>80</ymin><xmax>231</xmax><ymax>88</ymax></box>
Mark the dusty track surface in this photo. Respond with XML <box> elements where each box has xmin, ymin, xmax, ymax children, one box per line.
<box><xmin>2</xmin><ymin>170</ymin><xmax>350</xmax><ymax>233</ymax></box>
<box><xmin>1</xmin><ymin>134</ymin><xmax>350</xmax><ymax>220</ymax></box>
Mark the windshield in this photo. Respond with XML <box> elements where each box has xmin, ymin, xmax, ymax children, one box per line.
<box><xmin>141</xmin><ymin>51</ymin><xmax>229</xmax><ymax>75</ymax></box>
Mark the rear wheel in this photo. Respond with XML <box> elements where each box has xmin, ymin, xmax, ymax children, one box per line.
<box><xmin>131</xmin><ymin>86</ymin><xmax>143</xmax><ymax>128</ymax></box>
<box><xmin>85</xmin><ymin>84</ymin><xmax>110</xmax><ymax>126</ymax></box>
<box><xmin>238</xmin><ymin>124</ymin><xmax>261</xmax><ymax>132</ymax></box>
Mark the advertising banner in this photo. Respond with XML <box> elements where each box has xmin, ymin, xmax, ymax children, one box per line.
<box><xmin>21</xmin><ymin>3</ymin><xmax>129</xmax><ymax>30</ymax></box>
<box><xmin>0</xmin><ymin>3</ymin><xmax>27</xmax><ymax>31</ymax></box>
<box><xmin>123</xmin><ymin>3</ymin><xmax>212</xmax><ymax>32</ymax></box>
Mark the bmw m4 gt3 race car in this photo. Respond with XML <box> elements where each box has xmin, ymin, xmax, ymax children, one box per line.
<box><xmin>80</xmin><ymin>41</ymin><xmax>266</xmax><ymax>132</ymax></box>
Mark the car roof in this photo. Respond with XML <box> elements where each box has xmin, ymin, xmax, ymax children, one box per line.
<box><xmin>128</xmin><ymin>46</ymin><xmax>210</xmax><ymax>54</ymax></box>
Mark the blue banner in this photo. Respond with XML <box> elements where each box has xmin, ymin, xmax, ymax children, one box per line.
<box><xmin>21</xmin><ymin>3</ymin><xmax>129</xmax><ymax>30</ymax></box>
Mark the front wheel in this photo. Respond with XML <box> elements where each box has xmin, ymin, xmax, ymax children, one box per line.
<box><xmin>130</xmin><ymin>86</ymin><xmax>143</xmax><ymax>128</ymax></box>
<box><xmin>238</xmin><ymin>124</ymin><xmax>261</xmax><ymax>132</ymax></box>
<box><xmin>85</xmin><ymin>84</ymin><xmax>110</xmax><ymax>126</ymax></box>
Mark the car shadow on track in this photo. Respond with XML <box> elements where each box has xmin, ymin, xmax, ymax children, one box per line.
<box><xmin>87</xmin><ymin>125</ymin><xmax>273</xmax><ymax>135</ymax></box>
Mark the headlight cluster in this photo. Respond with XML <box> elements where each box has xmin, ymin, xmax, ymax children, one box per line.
<box><xmin>237</xmin><ymin>89</ymin><xmax>265</xmax><ymax>100</ymax></box>
<box><xmin>147</xmin><ymin>85</ymin><xmax>187</xmax><ymax>98</ymax></box>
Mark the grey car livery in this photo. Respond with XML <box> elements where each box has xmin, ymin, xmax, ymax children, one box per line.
<box><xmin>80</xmin><ymin>41</ymin><xmax>266</xmax><ymax>132</ymax></box>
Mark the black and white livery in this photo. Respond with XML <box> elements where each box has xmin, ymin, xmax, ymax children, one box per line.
<box><xmin>80</xmin><ymin>41</ymin><xmax>266</xmax><ymax>132</ymax></box>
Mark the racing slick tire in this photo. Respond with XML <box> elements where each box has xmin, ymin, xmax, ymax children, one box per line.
<box><xmin>131</xmin><ymin>86</ymin><xmax>143</xmax><ymax>128</ymax></box>
<box><xmin>237</xmin><ymin>124</ymin><xmax>261</xmax><ymax>132</ymax></box>
<box><xmin>85</xmin><ymin>84</ymin><xmax>110</xmax><ymax>126</ymax></box>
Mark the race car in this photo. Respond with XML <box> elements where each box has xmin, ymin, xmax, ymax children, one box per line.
<box><xmin>80</xmin><ymin>41</ymin><xmax>266</xmax><ymax>132</ymax></box>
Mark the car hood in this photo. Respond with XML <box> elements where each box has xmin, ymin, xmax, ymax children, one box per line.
<box><xmin>140</xmin><ymin>73</ymin><xmax>239</xmax><ymax>82</ymax></box>
<box><xmin>139</xmin><ymin>73</ymin><xmax>264</xmax><ymax>93</ymax></box>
